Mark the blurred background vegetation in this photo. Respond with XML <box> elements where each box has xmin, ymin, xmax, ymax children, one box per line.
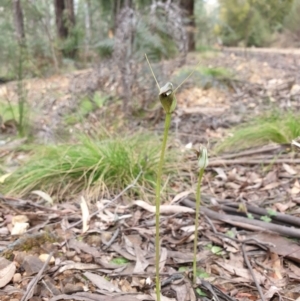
<box><xmin>1</xmin><ymin>0</ymin><xmax>299</xmax><ymax>82</ymax></box>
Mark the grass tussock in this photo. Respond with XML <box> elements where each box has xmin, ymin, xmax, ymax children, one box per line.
<box><xmin>172</xmin><ymin>66</ymin><xmax>234</xmax><ymax>90</ymax></box>
<box><xmin>216</xmin><ymin>112</ymin><xmax>300</xmax><ymax>153</ymax></box>
<box><xmin>3</xmin><ymin>133</ymin><xmax>179</xmax><ymax>200</ymax></box>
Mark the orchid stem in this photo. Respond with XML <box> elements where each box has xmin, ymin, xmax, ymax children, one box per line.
<box><xmin>193</xmin><ymin>167</ymin><xmax>204</xmax><ymax>284</ymax></box>
<box><xmin>155</xmin><ymin>112</ymin><xmax>171</xmax><ymax>301</ymax></box>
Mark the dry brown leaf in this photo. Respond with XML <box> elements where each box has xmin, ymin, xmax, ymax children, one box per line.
<box><xmin>151</xmin><ymin>293</ymin><xmax>176</xmax><ymax>301</ymax></box>
<box><xmin>270</xmin><ymin>252</ymin><xmax>283</xmax><ymax>280</ymax></box>
<box><xmin>261</xmin><ymin>181</ymin><xmax>281</xmax><ymax>190</ymax></box>
<box><xmin>84</xmin><ymin>271</ymin><xmax>121</xmax><ymax>292</ymax></box>
<box><xmin>282</xmin><ymin>163</ymin><xmax>297</xmax><ymax>175</ymax></box>
<box><xmin>57</xmin><ymin>263</ymin><xmax>100</xmax><ymax>274</ymax></box>
<box><xmin>31</xmin><ymin>190</ymin><xmax>54</xmax><ymax>204</ymax></box>
<box><xmin>291</xmin><ymin>179</ymin><xmax>300</xmax><ymax>195</ymax></box>
<box><xmin>170</xmin><ymin>190</ymin><xmax>193</xmax><ymax>204</ymax></box>
<box><xmin>171</xmin><ymin>284</ymin><xmax>188</xmax><ymax>301</ymax></box>
<box><xmin>252</xmin><ymin>233</ymin><xmax>300</xmax><ymax>263</ymax></box>
<box><xmin>0</xmin><ymin>258</ymin><xmax>16</xmax><ymax>288</ymax></box>
<box><xmin>80</xmin><ymin>196</ymin><xmax>90</xmax><ymax>233</ymax></box>
<box><xmin>132</xmin><ymin>244</ymin><xmax>149</xmax><ymax>274</ymax></box>
<box><xmin>263</xmin><ymin>170</ymin><xmax>278</xmax><ymax>185</ymax></box>
<box><xmin>225</xmin><ymin>182</ymin><xmax>240</xmax><ymax>190</ymax></box>
<box><xmin>216</xmin><ymin>261</ymin><xmax>265</xmax><ymax>284</ymax></box>
<box><xmin>273</xmin><ymin>202</ymin><xmax>290</xmax><ymax>213</ymax></box>
<box><xmin>159</xmin><ymin>247</ymin><xmax>168</xmax><ymax>272</ymax></box>
<box><xmin>213</xmin><ymin>168</ymin><xmax>227</xmax><ymax>181</ymax></box>
<box><xmin>134</xmin><ymin>200</ymin><xmax>194</xmax><ymax>214</ymax></box>
<box><xmin>263</xmin><ymin>285</ymin><xmax>279</xmax><ymax>300</ymax></box>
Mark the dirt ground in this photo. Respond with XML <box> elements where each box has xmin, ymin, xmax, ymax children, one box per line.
<box><xmin>1</xmin><ymin>48</ymin><xmax>300</xmax><ymax>301</ymax></box>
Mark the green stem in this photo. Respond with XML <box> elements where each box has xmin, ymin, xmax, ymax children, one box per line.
<box><xmin>155</xmin><ymin>112</ymin><xmax>171</xmax><ymax>301</ymax></box>
<box><xmin>193</xmin><ymin>168</ymin><xmax>204</xmax><ymax>284</ymax></box>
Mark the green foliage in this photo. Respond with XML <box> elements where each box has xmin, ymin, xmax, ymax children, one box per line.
<box><xmin>260</xmin><ymin>215</ymin><xmax>272</xmax><ymax>223</ymax></box>
<box><xmin>172</xmin><ymin>66</ymin><xmax>234</xmax><ymax>90</ymax></box>
<box><xmin>267</xmin><ymin>208</ymin><xmax>277</xmax><ymax>216</ymax></box>
<box><xmin>205</xmin><ymin>243</ymin><xmax>224</xmax><ymax>255</ymax></box>
<box><xmin>216</xmin><ymin>112</ymin><xmax>300</xmax><ymax>153</ymax></box>
<box><xmin>218</xmin><ymin>0</ymin><xmax>293</xmax><ymax>46</ymax></box>
<box><xmin>64</xmin><ymin>93</ymin><xmax>109</xmax><ymax>125</ymax></box>
<box><xmin>196</xmin><ymin>288</ymin><xmax>208</xmax><ymax>297</ymax></box>
<box><xmin>2</xmin><ymin>132</ymin><xmax>178</xmax><ymax>200</ymax></box>
<box><xmin>247</xmin><ymin>213</ymin><xmax>254</xmax><ymax>219</ymax></box>
<box><xmin>284</xmin><ymin>0</ymin><xmax>300</xmax><ymax>41</ymax></box>
<box><xmin>134</xmin><ymin>17</ymin><xmax>178</xmax><ymax>61</ymax></box>
<box><xmin>95</xmin><ymin>38</ymin><xmax>115</xmax><ymax>59</ymax></box>
<box><xmin>110</xmin><ymin>257</ymin><xmax>129</xmax><ymax>265</ymax></box>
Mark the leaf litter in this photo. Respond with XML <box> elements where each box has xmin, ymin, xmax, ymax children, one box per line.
<box><xmin>2</xmin><ymin>50</ymin><xmax>300</xmax><ymax>300</ymax></box>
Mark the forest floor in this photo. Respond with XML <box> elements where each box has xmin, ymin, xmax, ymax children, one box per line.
<box><xmin>1</xmin><ymin>48</ymin><xmax>300</xmax><ymax>301</ymax></box>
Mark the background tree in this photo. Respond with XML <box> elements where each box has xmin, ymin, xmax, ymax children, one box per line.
<box><xmin>218</xmin><ymin>0</ymin><xmax>294</xmax><ymax>46</ymax></box>
<box><xmin>54</xmin><ymin>0</ymin><xmax>77</xmax><ymax>58</ymax></box>
<box><xmin>12</xmin><ymin>0</ymin><xmax>25</xmax><ymax>46</ymax></box>
<box><xmin>180</xmin><ymin>0</ymin><xmax>195</xmax><ymax>51</ymax></box>
<box><xmin>284</xmin><ymin>0</ymin><xmax>300</xmax><ymax>45</ymax></box>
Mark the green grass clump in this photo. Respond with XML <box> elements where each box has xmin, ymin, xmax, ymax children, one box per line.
<box><xmin>216</xmin><ymin>112</ymin><xmax>300</xmax><ymax>153</ymax></box>
<box><xmin>2</xmin><ymin>133</ymin><xmax>177</xmax><ymax>200</ymax></box>
<box><xmin>172</xmin><ymin>66</ymin><xmax>234</xmax><ymax>90</ymax></box>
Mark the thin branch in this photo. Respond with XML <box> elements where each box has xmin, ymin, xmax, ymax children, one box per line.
<box><xmin>241</xmin><ymin>244</ymin><xmax>266</xmax><ymax>301</ymax></box>
<box><xmin>21</xmin><ymin>252</ymin><xmax>53</xmax><ymax>301</ymax></box>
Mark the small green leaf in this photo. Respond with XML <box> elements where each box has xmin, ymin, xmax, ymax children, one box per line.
<box><xmin>260</xmin><ymin>215</ymin><xmax>272</xmax><ymax>223</ymax></box>
<box><xmin>196</xmin><ymin>268</ymin><xmax>209</xmax><ymax>279</ymax></box>
<box><xmin>196</xmin><ymin>288</ymin><xmax>207</xmax><ymax>297</ymax></box>
<box><xmin>225</xmin><ymin>230</ymin><xmax>235</xmax><ymax>238</ymax></box>
<box><xmin>110</xmin><ymin>257</ymin><xmax>129</xmax><ymax>265</ymax></box>
<box><xmin>267</xmin><ymin>208</ymin><xmax>277</xmax><ymax>216</ymax></box>
<box><xmin>211</xmin><ymin>246</ymin><xmax>223</xmax><ymax>255</ymax></box>
<box><xmin>247</xmin><ymin>213</ymin><xmax>254</xmax><ymax>219</ymax></box>
<box><xmin>178</xmin><ymin>266</ymin><xmax>189</xmax><ymax>272</ymax></box>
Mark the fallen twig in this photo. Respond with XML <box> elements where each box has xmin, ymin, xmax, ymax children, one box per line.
<box><xmin>220</xmin><ymin>203</ymin><xmax>300</xmax><ymax>228</ymax></box>
<box><xmin>21</xmin><ymin>252</ymin><xmax>53</xmax><ymax>301</ymax></box>
<box><xmin>241</xmin><ymin>244</ymin><xmax>265</xmax><ymax>301</ymax></box>
<box><xmin>217</xmin><ymin>144</ymin><xmax>289</xmax><ymax>160</ymax></box>
<box><xmin>181</xmin><ymin>198</ymin><xmax>300</xmax><ymax>239</ymax></box>
<box><xmin>208</xmin><ymin>158</ymin><xmax>300</xmax><ymax>166</ymax></box>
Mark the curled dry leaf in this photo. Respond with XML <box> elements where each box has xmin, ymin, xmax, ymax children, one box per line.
<box><xmin>84</xmin><ymin>271</ymin><xmax>121</xmax><ymax>292</ymax></box>
<box><xmin>31</xmin><ymin>190</ymin><xmax>54</xmax><ymax>204</ymax></box>
<box><xmin>0</xmin><ymin>257</ymin><xmax>16</xmax><ymax>288</ymax></box>
<box><xmin>134</xmin><ymin>200</ymin><xmax>194</xmax><ymax>214</ymax></box>
<box><xmin>80</xmin><ymin>196</ymin><xmax>90</xmax><ymax>233</ymax></box>
<box><xmin>291</xmin><ymin>180</ymin><xmax>300</xmax><ymax>195</ymax></box>
<box><xmin>282</xmin><ymin>163</ymin><xmax>297</xmax><ymax>175</ymax></box>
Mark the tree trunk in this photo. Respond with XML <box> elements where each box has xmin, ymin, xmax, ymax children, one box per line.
<box><xmin>54</xmin><ymin>0</ymin><xmax>76</xmax><ymax>58</ymax></box>
<box><xmin>12</xmin><ymin>0</ymin><xmax>25</xmax><ymax>46</ymax></box>
<box><xmin>112</xmin><ymin>0</ymin><xmax>133</xmax><ymax>34</ymax></box>
<box><xmin>180</xmin><ymin>0</ymin><xmax>195</xmax><ymax>51</ymax></box>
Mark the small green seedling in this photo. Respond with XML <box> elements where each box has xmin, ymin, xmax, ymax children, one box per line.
<box><xmin>205</xmin><ymin>243</ymin><xmax>223</xmax><ymax>255</ymax></box>
<box><xmin>110</xmin><ymin>257</ymin><xmax>129</xmax><ymax>265</ymax></box>
<box><xmin>145</xmin><ymin>54</ymin><xmax>200</xmax><ymax>301</ymax></box>
<box><xmin>260</xmin><ymin>215</ymin><xmax>272</xmax><ymax>223</ymax></box>
<box><xmin>196</xmin><ymin>288</ymin><xmax>208</xmax><ymax>297</ymax></box>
